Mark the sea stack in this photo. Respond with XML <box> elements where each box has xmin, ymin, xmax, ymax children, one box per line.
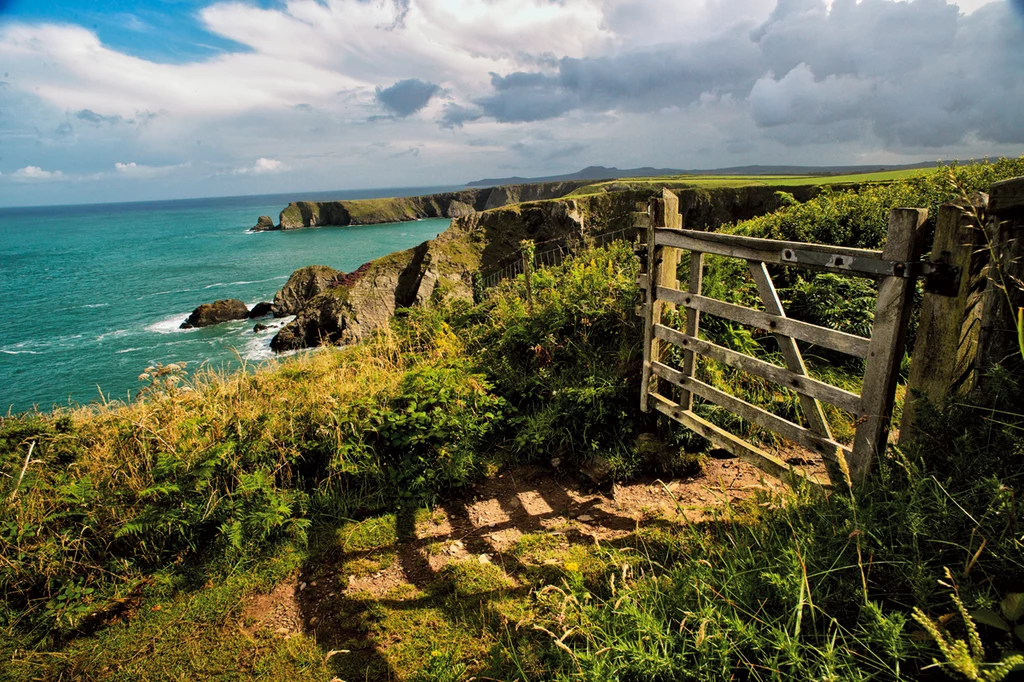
<box><xmin>180</xmin><ymin>299</ymin><xmax>250</xmax><ymax>328</ymax></box>
<box><xmin>251</xmin><ymin>215</ymin><xmax>277</xmax><ymax>232</ymax></box>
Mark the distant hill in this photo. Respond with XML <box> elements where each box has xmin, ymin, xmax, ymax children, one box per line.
<box><xmin>466</xmin><ymin>162</ymin><xmax>939</xmax><ymax>188</ymax></box>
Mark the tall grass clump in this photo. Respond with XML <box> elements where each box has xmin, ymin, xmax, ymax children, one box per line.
<box><xmin>463</xmin><ymin>243</ymin><xmax>663</xmax><ymax>476</ymax></box>
<box><xmin>0</xmin><ymin>317</ymin><xmax>503</xmax><ymax>638</ymax></box>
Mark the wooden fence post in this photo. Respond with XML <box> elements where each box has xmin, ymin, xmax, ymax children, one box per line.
<box><xmin>900</xmin><ymin>202</ymin><xmax>986</xmax><ymax>443</ymax></box>
<box><xmin>975</xmin><ymin>177</ymin><xmax>1024</xmax><ymax>385</ymax></box>
<box><xmin>640</xmin><ymin>199</ymin><xmax>665</xmax><ymax>412</ymax></box>
<box><xmin>849</xmin><ymin>208</ymin><xmax>928</xmax><ymax>484</ymax></box>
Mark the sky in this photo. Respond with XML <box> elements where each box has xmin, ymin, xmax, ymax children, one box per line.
<box><xmin>1</xmin><ymin>0</ymin><xmax>1023</xmax><ymax>206</ymax></box>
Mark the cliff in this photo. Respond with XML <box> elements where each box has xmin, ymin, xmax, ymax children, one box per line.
<box><xmin>268</xmin><ymin>184</ymin><xmax>826</xmax><ymax>351</ymax></box>
<box><xmin>266</xmin><ymin>180</ymin><xmax>594</xmax><ymax>230</ymax></box>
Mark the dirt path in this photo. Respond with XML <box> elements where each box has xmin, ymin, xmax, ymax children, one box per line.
<box><xmin>238</xmin><ymin>455</ymin><xmax>787</xmax><ymax>678</ymax></box>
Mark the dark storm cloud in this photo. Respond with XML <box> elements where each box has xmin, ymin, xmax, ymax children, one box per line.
<box><xmin>472</xmin><ymin>32</ymin><xmax>761</xmax><ymax>123</ymax></box>
<box><xmin>440</xmin><ymin>103</ymin><xmax>482</xmax><ymax>129</ymax></box>
<box><xmin>449</xmin><ymin>0</ymin><xmax>1024</xmax><ymax>150</ymax></box>
<box><xmin>375</xmin><ymin>78</ymin><xmax>441</xmax><ymax>117</ymax></box>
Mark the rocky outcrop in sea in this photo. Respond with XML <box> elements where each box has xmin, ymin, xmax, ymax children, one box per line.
<box><xmin>181</xmin><ymin>299</ymin><xmax>249</xmax><ymax>328</ymax></box>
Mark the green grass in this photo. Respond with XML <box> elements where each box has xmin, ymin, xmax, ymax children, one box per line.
<box><xmin>562</xmin><ymin>166</ymin><xmax>943</xmax><ymax>198</ymax></box>
<box><xmin>343</xmin><ymin>196</ymin><xmax>424</xmax><ymax>224</ymax></box>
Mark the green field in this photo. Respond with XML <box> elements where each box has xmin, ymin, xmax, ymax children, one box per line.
<box><xmin>564</xmin><ymin>166</ymin><xmax>942</xmax><ymax>197</ymax></box>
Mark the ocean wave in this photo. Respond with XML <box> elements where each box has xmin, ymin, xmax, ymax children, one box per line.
<box><xmin>115</xmin><ymin>347</ymin><xmax>147</xmax><ymax>354</ymax></box>
<box><xmin>204</xmin><ymin>276</ymin><xmax>289</xmax><ymax>290</ymax></box>
<box><xmin>241</xmin><ymin>316</ymin><xmax>294</xmax><ymax>362</ymax></box>
<box><xmin>136</xmin><ymin>288</ymin><xmax>192</xmax><ymax>300</ymax></box>
<box><xmin>1</xmin><ymin>335</ymin><xmax>81</xmax><ymax>354</ymax></box>
<box><xmin>81</xmin><ymin>303</ymin><xmax>110</xmax><ymax>309</ymax></box>
<box><xmin>96</xmin><ymin>329</ymin><xmax>130</xmax><ymax>342</ymax></box>
<box><xmin>146</xmin><ymin>313</ymin><xmax>192</xmax><ymax>334</ymax></box>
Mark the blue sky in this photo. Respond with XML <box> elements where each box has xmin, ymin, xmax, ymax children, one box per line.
<box><xmin>1</xmin><ymin>0</ymin><xmax>1023</xmax><ymax>206</ymax></box>
<box><xmin>2</xmin><ymin>0</ymin><xmax>251</xmax><ymax>61</ymax></box>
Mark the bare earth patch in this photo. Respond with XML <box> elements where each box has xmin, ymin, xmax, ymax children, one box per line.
<box><xmin>236</xmin><ymin>456</ymin><xmax>787</xmax><ymax>676</ymax></box>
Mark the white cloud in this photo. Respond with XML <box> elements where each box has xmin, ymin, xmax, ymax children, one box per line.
<box><xmin>0</xmin><ymin>0</ymin><xmax>612</xmax><ymax>121</ymax></box>
<box><xmin>12</xmin><ymin>166</ymin><xmax>64</xmax><ymax>181</ymax></box>
<box><xmin>0</xmin><ymin>0</ymin><xmax>1022</xmax><ymax>206</ymax></box>
<box><xmin>114</xmin><ymin>161</ymin><xmax>190</xmax><ymax>178</ymax></box>
<box><xmin>234</xmin><ymin>158</ymin><xmax>287</xmax><ymax>175</ymax></box>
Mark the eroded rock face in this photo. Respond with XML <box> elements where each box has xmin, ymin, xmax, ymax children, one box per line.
<box><xmin>272</xmin><ymin>181</ymin><xmax>594</xmax><ymax>229</ymax></box>
<box><xmin>271</xmin><ymin>244</ymin><xmax>437</xmax><ymax>352</ymax></box>
<box><xmin>271</xmin><ymin>266</ymin><xmax>340</xmax><ymax>317</ymax></box>
<box><xmin>251</xmin><ymin>216</ymin><xmax>276</xmax><ymax>232</ymax></box>
<box><xmin>249</xmin><ymin>302</ymin><xmax>273</xmax><ymax>318</ymax></box>
<box><xmin>181</xmin><ymin>299</ymin><xmax>249</xmax><ymax>328</ymax></box>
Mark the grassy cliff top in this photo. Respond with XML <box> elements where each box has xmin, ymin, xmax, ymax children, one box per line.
<box><xmin>563</xmin><ymin>166</ymin><xmax>941</xmax><ymax>198</ymax></box>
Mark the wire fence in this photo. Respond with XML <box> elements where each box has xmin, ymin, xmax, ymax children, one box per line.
<box><xmin>477</xmin><ymin>226</ymin><xmax>638</xmax><ymax>290</ymax></box>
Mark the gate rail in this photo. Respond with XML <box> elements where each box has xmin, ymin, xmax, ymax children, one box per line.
<box><xmin>640</xmin><ymin>188</ymin><xmax>928</xmax><ymax>490</ymax></box>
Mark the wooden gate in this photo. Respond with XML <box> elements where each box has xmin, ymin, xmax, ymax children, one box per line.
<box><xmin>640</xmin><ymin>189</ymin><xmax>928</xmax><ymax>490</ymax></box>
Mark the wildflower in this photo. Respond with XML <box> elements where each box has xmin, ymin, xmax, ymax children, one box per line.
<box><xmin>565</xmin><ymin>561</ymin><xmax>580</xmax><ymax>572</ymax></box>
<box><xmin>431</xmin><ymin>650</ymin><xmax>443</xmax><ymax>658</ymax></box>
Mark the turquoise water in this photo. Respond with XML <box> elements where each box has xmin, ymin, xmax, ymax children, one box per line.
<box><xmin>0</xmin><ymin>189</ymin><xmax>456</xmax><ymax>414</ymax></box>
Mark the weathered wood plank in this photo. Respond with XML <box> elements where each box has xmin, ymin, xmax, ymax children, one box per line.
<box><xmin>651</xmin><ymin>361</ymin><xmax>852</xmax><ymax>464</ymax></box>
<box><xmin>850</xmin><ymin>208</ymin><xmax>928</xmax><ymax>483</ymax></box>
<box><xmin>976</xmin><ymin>177</ymin><xmax>1024</xmax><ymax>384</ymax></box>
<box><xmin>656</xmin><ymin>287</ymin><xmax>870</xmax><ymax>358</ymax></box>
<box><xmin>748</xmin><ymin>261</ymin><xmax>834</xmax><ymax>441</ymax></box>
<box><xmin>648</xmin><ymin>392</ymin><xmax>830</xmax><ymax>489</ymax></box>
<box><xmin>663</xmin><ymin>188</ymin><xmax>683</xmax><ymax>229</ymax></box>
<box><xmin>900</xmin><ymin>204</ymin><xmax>983</xmax><ymax>443</ymax></box>
<box><xmin>659</xmin><ymin>189</ymin><xmax>683</xmax><ymax>308</ymax></box>
<box><xmin>655</xmin><ymin>229</ymin><xmax>890</xmax><ymax>279</ymax></box>
<box><xmin>639</xmin><ymin>201</ymin><xmax>662</xmax><ymax>413</ymax></box>
<box><xmin>989</xmin><ymin>177</ymin><xmax>1024</xmax><ymax>219</ymax></box>
<box><xmin>653</xmin><ymin>324</ymin><xmax>863</xmax><ymax>414</ymax></box>
<box><xmin>659</xmin><ymin>229</ymin><xmax>885</xmax><ymax>260</ymax></box>
<box><xmin>678</xmin><ymin>252</ymin><xmax>704</xmax><ymax>410</ymax></box>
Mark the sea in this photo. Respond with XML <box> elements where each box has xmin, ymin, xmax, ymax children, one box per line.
<box><xmin>0</xmin><ymin>187</ymin><xmax>459</xmax><ymax>415</ymax></box>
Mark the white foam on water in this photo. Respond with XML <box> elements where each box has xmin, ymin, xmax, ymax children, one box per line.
<box><xmin>1</xmin><ymin>349</ymin><xmax>41</xmax><ymax>355</ymax></box>
<box><xmin>116</xmin><ymin>347</ymin><xmax>147</xmax><ymax>354</ymax></box>
<box><xmin>146</xmin><ymin>313</ymin><xmax>193</xmax><ymax>334</ymax></box>
<box><xmin>47</xmin><ymin>334</ymin><xmax>84</xmax><ymax>348</ymax></box>
<box><xmin>96</xmin><ymin>329</ymin><xmax>129</xmax><ymax>342</ymax></box>
<box><xmin>204</xmin><ymin>276</ymin><xmax>289</xmax><ymax>290</ymax></box>
<box><xmin>81</xmin><ymin>303</ymin><xmax>110</xmax><ymax>309</ymax></box>
<box><xmin>241</xmin><ymin>316</ymin><xmax>294</xmax><ymax>362</ymax></box>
